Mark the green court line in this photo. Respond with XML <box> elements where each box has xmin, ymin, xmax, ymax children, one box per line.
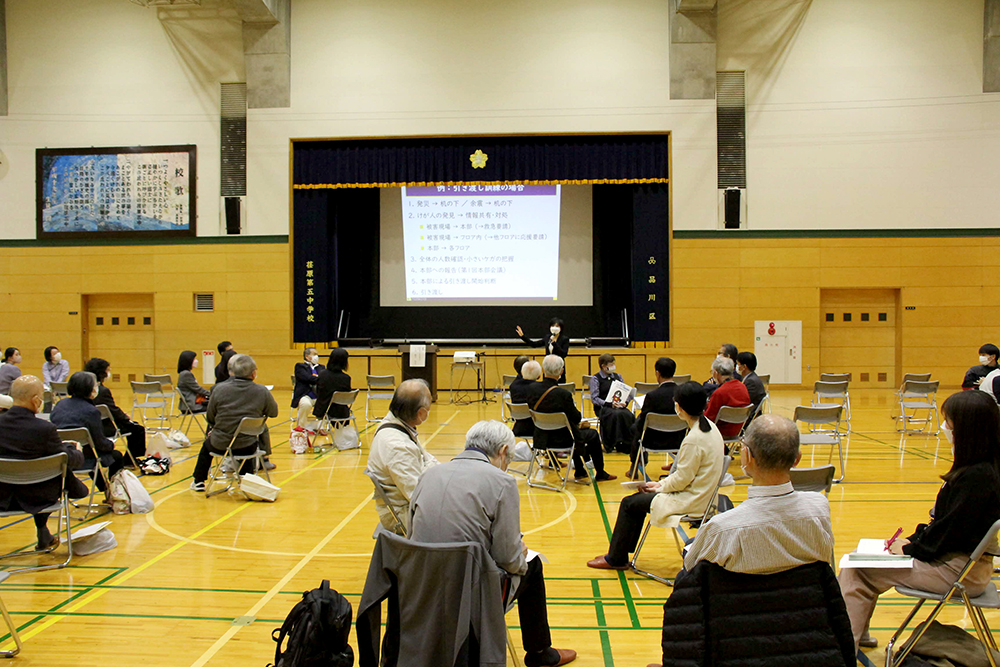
<box><xmin>589</xmin><ymin>474</ymin><xmax>642</xmax><ymax>629</ymax></box>
<box><xmin>591</xmin><ymin>580</ymin><xmax>615</xmax><ymax>667</ymax></box>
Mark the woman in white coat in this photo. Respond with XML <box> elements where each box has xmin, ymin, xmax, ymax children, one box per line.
<box><xmin>587</xmin><ymin>381</ymin><xmax>725</xmax><ymax>570</ymax></box>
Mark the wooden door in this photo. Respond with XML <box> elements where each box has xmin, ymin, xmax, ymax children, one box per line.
<box><xmin>82</xmin><ymin>294</ymin><xmax>155</xmax><ymax>395</ymax></box>
<box><xmin>820</xmin><ymin>288</ymin><xmax>899</xmax><ymax>388</ymax></box>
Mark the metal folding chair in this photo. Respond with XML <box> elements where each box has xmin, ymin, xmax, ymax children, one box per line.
<box><xmin>581</xmin><ymin>375</ymin><xmax>596</xmax><ymax>421</ymax></box>
<box><xmin>499</xmin><ymin>374</ymin><xmax>517</xmax><ymax>421</ymax></box>
<box><xmin>557</xmin><ymin>382</ymin><xmax>578</xmax><ymax>413</ymax></box>
<box><xmin>314</xmin><ymin>389</ymin><xmax>361</xmax><ymax>451</ymax></box>
<box><xmin>0</xmin><ymin>453</ymin><xmax>73</xmax><ymax>574</ymax></box>
<box><xmin>363</xmin><ymin>468</ymin><xmax>407</xmax><ymax>537</ymax></box>
<box><xmin>144</xmin><ymin>373</ymin><xmax>177</xmax><ymax>417</ymax></box>
<box><xmin>205</xmin><ymin>417</ymin><xmax>269</xmax><ymax>498</ymax></box>
<box><xmin>526</xmin><ymin>410</ymin><xmax>576</xmax><ymax>492</ymax></box>
<box><xmin>49</xmin><ymin>381</ymin><xmax>68</xmax><ymax>404</ymax></box>
<box><xmin>96</xmin><ymin>403</ymin><xmax>142</xmax><ymax>469</ymax></box>
<box><xmin>885</xmin><ymin>518</ymin><xmax>1000</xmax><ymax>667</ymax></box>
<box><xmin>631</xmin><ymin>455</ymin><xmax>732</xmax><ymax>585</ymax></box>
<box><xmin>635</xmin><ymin>382</ymin><xmax>659</xmax><ymax>397</ymax></box>
<box><xmin>0</xmin><ymin>572</ymin><xmax>23</xmax><ymax>657</ymax></box>
<box><xmin>788</xmin><ymin>465</ymin><xmax>835</xmax><ymax>494</ymax></box>
<box><xmin>716</xmin><ymin>404</ymin><xmax>755</xmax><ymax>456</ymax></box>
<box><xmin>896</xmin><ymin>380</ymin><xmax>940</xmax><ymax>435</ymax></box>
<box><xmin>891</xmin><ymin>373</ymin><xmax>932</xmax><ymax>420</ymax></box>
<box><xmin>630</xmin><ymin>413</ymin><xmax>688</xmax><ymax>481</ymax></box>
<box><xmin>130</xmin><ymin>380</ymin><xmax>169</xmax><ymax>431</ymax></box>
<box><xmin>813</xmin><ymin>379</ymin><xmax>851</xmax><ymax>430</ymax></box>
<box><xmin>56</xmin><ymin>428</ymin><xmax>111</xmax><ymax>520</ymax></box>
<box><xmin>505</xmin><ymin>402</ymin><xmax>534</xmax><ymax>477</ymax></box>
<box><xmin>757</xmin><ymin>374</ymin><xmax>771</xmax><ymax>413</ymax></box>
<box><xmin>793</xmin><ymin>405</ymin><xmax>846</xmax><ymax>483</ymax></box>
<box><xmin>365</xmin><ymin>375</ymin><xmax>396</xmax><ymax>423</ymax></box>
<box><xmin>672</xmin><ymin>374</ymin><xmax>692</xmax><ymax>385</ymax></box>
<box><xmin>176</xmin><ymin>392</ymin><xmax>207</xmax><ymax>444</ymax></box>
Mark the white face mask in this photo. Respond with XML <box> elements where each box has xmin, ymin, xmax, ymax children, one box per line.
<box><xmin>941</xmin><ymin>423</ymin><xmax>954</xmax><ymax>444</ymax></box>
<box><xmin>607</xmin><ymin>364</ymin><xmax>617</xmax><ymax>373</ymax></box>
<box><xmin>52</xmin><ymin>352</ymin><xmax>62</xmax><ymax>363</ymax></box>
<box><xmin>193</xmin><ymin>358</ymin><xmax>199</xmax><ymax>368</ymax></box>
<box><xmin>310</xmin><ymin>355</ymin><xmax>320</xmax><ymax>364</ymax></box>
<box><xmin>90</xmin><ymin>386</ymin><xmax>100</xmax><ymax>400</ymax></box>
<box><xmin>981</xmin><ymin>355</ymin><xmax>992</xmax><ymax>365</ymax></box>
<box><xmin>550</xmin><ymin>326</ymin><xmax>560</xmax><ymax>335</ymax></box>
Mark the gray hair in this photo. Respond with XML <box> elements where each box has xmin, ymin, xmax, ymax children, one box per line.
<box><xmin>541</xmin><ymin>354</ymin><xmax>564</xmax><ymax>378</ymax></box>
<box><xmin>389</xmin><ymin>378</ymin><xmax>431</xmax><ymax>424</ymax></box>
<box><xmin>712</xmin><ymin>356</ymin><xmax>735</xmax><ymax>377</ymax></box>
<box><xmin>228</xmin><ymin>353</ymin><xmax>257</xmax><ymax>379</ymax></box>
<box><xmin>303</xmin><ymin>347</ymin><xmax>317</xmax><ymax>360</ymax></box>
<box><xmin>465</xmin><ymin>420</ymin><xmax>515</xmax><ymax>459</ymax></box>
<box><xmin>744</xmin><ymin>415</ymin><xmax>800</xmax><ymax>471</ymax></box>
<box><xmin>521</xmin><ymin>360</ymin><xmax>542</xmax><ymax>381</ymax></box>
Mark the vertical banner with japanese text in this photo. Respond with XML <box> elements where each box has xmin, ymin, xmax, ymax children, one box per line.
<box><xmin>630</xmin><ymin>185</ymin><xmax>669</xmax><ymax>341</ymax></box>
<box><xmin>293</xmin><ymin>190</ymin><xmax>333</xmax><ymax>341</ymax></box>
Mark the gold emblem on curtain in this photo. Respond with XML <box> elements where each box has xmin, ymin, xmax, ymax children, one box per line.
<box><xmin>469</xmin><ymin>150</ymin><xmax>488</xmax><ymax>169</ymax></box>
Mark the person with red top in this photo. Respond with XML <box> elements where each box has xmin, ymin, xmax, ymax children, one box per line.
<box><xmin>704</xmin><ymin>356</ymin><xmax>750</xmax><ymax>440</ymax></box>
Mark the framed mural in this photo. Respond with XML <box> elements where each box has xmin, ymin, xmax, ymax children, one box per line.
<box><xmin>36</xmin><ymin>145</ymin><xmax>197</xmax><ymax>239</ymax></box>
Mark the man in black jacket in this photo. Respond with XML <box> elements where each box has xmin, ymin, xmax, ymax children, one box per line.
<box><xmin>736</xmin><ymin>352</ymin><xmax>767</xmax><ymax>411</ymax></box>
<box><xmin>524</xmin><ymin>356</ymin><xmax>615</xmax><ymax>483</ymax></box>
<box><xmin>509</xmin><ymin>358</ymin><xmax>540</xmax><ymax>437</ymax></box>
<box><xmin>629</xmin><ymin>357</ymin><xmax>685</xmax><ymax>478</ymax></box>
<box><xmin>0</xmin><ymin>376</ymin><xmax>88</xmax><ymax>549</ymax></box>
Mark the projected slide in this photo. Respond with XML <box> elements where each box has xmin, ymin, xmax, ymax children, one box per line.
<box><xmin>402</xmin><ymin>185</ymin><xmax>561</xmax><ymax>301</ymax></box>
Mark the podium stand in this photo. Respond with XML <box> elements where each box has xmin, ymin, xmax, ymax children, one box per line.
<box><xmin>398</xmin><ymin>344</ymin><xmax>438</xmax><ymax>402</ymax></box>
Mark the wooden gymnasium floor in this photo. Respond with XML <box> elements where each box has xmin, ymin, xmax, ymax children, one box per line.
<box><xmin>0</xmin><ymin>386</ymin><xmax>985</xmax><ymax>666</ymax></box>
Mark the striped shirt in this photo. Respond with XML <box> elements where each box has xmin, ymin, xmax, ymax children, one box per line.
<box><xmin>683</xmin><ymin>481</ymin><xmax>834</xmax><ymax>575</ymax></box>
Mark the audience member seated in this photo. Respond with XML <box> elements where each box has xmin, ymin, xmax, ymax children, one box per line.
<box><xmin>366</xmin><ymin>379</ymin><xmax>439</xmax><ymax>534</ymax></box>
<box><xmin>292</xmin><ymin>347</ymin><xmax>324</xmax><ymax>429</ymax></box>
<box><xmin>628</xmin><ymin>357</ymin><xmax>685</xmax><ymax>478</ymax></box>
<box><xmin>409</xmin><ymin>420</ymin><xmax>577</xmax><ymax>667</ymax></box>
<box><xmin>84</xmin><ymin>358</ymin><xmax>147</xmax><ymax>466</ymax></box>
<box><xmin>525</xmin><ymin>355</ymin><xmax>615</xmax><ymax>483</ymax></box>
<box><xmin>509</xmin><ymin>359</ymin><xmax>540</xmax><ymax>438</ymax></box>
<box><xmin>50</xmin><ymin>371</ymin><xmax>125</xmax><ymax>490</ymax></box>
<box><xmin>838</xmin><ymin>390</ymin><xmax>1000</xmax><ymax>651</ymax></box>
<box><xmin>704</xmin><ymin>356</ymin><xmax>751</xmax><ymax>441</ymax></box>
<box><xmin>42</xmin><ymin>346</ymin><xmax>69</xmax><ymax>386</ymax></box>
<box><xmin>702</xmin><ymin>343</ymin><xmax>740</xmax><ymax>397</ymax></box>
<box><xmin>312</xmin><ymin>348</ymin><xmax>351</xmax><ymax>426</ymax></box>
<box><xmin>737</xmin><ymin>351</ymin><xmax>766</xmax><ymax>413</ymax></box>
<box><xmin>189</xmin><ymin>354</ymin><xmax>279</xmax><ymax>492</ymax></box>
<box><xmin>962</xmin><ymin>342</ymin><xmax>1000</xmax><ymax>389</ymax></box>
<box><xmin>588</xmin><ymin>382</ymin><xmax>723</xmax><ymax>570</ymax></box>
<box><xmin>215</xmin><ymin>342</ymin><xmax>235</xmax><ymax>385</ymax></box>
<box><xmin>177</xmin><ymin>350</ymin><xmax>211</xmax><ymax>414</ymax></box>
<box><xmin>0</xmin><ymin>347</ymin><xmax>22</xmax><ymax>395</ymax></box>
<box><xmin>0</xmin><ymin>376</ymin><xmax>88</xmax><ymax>550</ymax></box>
<box><xmin>589</xmin><ymin>353</ymin><xmax>636</xmax><ymax>454</ymax></box>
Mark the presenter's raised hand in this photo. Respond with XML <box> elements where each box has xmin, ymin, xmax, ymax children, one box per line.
<box><xmin>515</xmin><ymin>325</ymin><xmax>524</xmax><ymax>337</ymax></box>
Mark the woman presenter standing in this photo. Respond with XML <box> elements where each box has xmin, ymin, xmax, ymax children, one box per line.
<box><xmin>516</xmin><ymin>318</ymin><xmax>569</xmax><ymax>382</ymax></box>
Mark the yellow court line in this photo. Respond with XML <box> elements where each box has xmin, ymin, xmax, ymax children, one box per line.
<box><xmin>522</xmin><ymin>491</ymin><xmax>578</xmax><ymax>536</ymax></box>
<box><xmin>188</xmin><ymin>493</ymin><xmax>373</xmax><ymax>667</ymax></box>
<box><xmin>421</xmin><ymin>409</ymin><xmax>463</xmax><ymax>447</ymax></box>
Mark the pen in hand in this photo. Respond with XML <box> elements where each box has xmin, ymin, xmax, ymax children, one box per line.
<box><xmin>885</xmin><ymin>527</ymin><xmax>903</xmax><ymax>551</ymax></box>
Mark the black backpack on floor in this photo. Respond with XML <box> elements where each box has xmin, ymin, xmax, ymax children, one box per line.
<box><xmin>269</xmin><ymin>580</ymin><xmax>354</xmax><ymax>667</ymax></box>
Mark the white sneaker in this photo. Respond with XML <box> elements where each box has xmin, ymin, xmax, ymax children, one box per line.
<box><xmin>189</xmin><ymin>481</ymin><xmax>205</xmax><ymax>492</ymax></box>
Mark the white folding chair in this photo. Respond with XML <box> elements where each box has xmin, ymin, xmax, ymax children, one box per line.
<box><xmin>363</xmin><ymin>468</ymin><xmax>407</xmax><ymax>537</ymax></box>
<box><xmin>49</xmin><ymin>381</ymin><xmax>68</xmax><ymax>404</ymax></box>
<box><xmin>0</xmin><ymin>453</ymin><xmax>73</xmax><ymax>574</ymax></box>
<box><xmin>885</xmin><ymin>518</ymin><xmax>1000</xmax><ymax>667</ymax></box>
<box><xmin>757</xmin><ymin>374</ymin><xmax>771</xmax><ymax>413</ymax></box>
<box><xmin>56</xmin><ymin>428</ymin><xmax>111</xmax><ymax>520</ymax></box>
<box><xmin>672</xmin><ymin>374</ymin><xmax>692</xmax><ymax>385</ymax></box>
<box><xmin>526</xmin><ymin>410</ymin><xmax>576</xmax><ymax>492</ymax></box>
<box><xmin>500</xmin><ymin>374</ymin><xmax>517</xmax><ymax>421</ymax></box>
<box><xmin>793</xmin><ymin>405</ymin><xmax>845</xmax><ymax>483</ymax></box>
<box><xmin>891</xmin><ymin>373</ymin><xmax>932</xmax><ymax>420</ymax></box>
<box><xmin>96</xmin><ymin>403</ymin><xmax>142</xmax><ymax>469</ymax></box>
<box><xmin>631</xmin><ymin>455</ymin><xmax>732</xmax><ymax>585</ymax></box>
<box><xmin>581</xmin><ymin>375</ymin><xmax>596</xmax><ymax>421</ymax></box>
<box><xmin>365</xmin><ymin>375</ymin><xmax>396</xmax><ymax>423</ymax></box>
<box><xmin>130</xmin><ymin>380</ymin><xmax>169</xmax><ymax>431</ymax></box>
<box><xmin>205</xmin><ymin>416</ymin><xmax>270</xmax><ymax>498</ymax></box>
<box><xmin>176</xmin><ymin>392</ymin><xmax>207</xmax><ymax>444</ymax></box>
<box><xmin>557</xmin><ymin>382</ymin><xmax>578</xmax><ymax>413</ymax></box>
<box><xmin>144</xmin><ymin>373</ymin><xmax>177</xmax><ymax>417</ymax></box>
<box><xmin>631</xmin><ymin>413</ymin><xmax>688</xmax><ymax>481</ymax></box>
<box><xmin>634</xmin><ymin>382</ymin><xmax>659</xmax><ymax>397</ymax></box>
<box><xmin>896</xmin><ymin>380</ymin><xmax>940</xmax><ymax>435</ymax></box>
<box><xmin>716</xmin><ymin>404</ymin><xmax>755</xmax><ymax>456</ymax></box>
<box><xmin>788</xmin><ymin>465</ymin><xmax>835</xmax><ymax>494</ymax></box>
<box><xmin>814</xmin><ymin>378</ymin><xmax>851</xmax><ymax>430</ymax></box>
<box><xmin>314</xmin><ymin>389</ymin><xmax>361</xmax><ymax>451</ymax></box>
<box><xmin>505</xmin><ymin>402</ymin><xmax>534</xmax><ymax>477</ymax></box>
<box><xmin>0</xmin><ymin>573</ymin><xmax>22</xmax><ymax>657</ymax></box>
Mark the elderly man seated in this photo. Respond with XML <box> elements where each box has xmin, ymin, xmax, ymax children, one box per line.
<box><xmin>410</xmin><ymin>420</ymin><xmax>576</xmax><ymax>667</ymax></box>
<box><xmin>366</xmin><ymin>379</ymin><xmax>439</xmax><ymax>534</ymax></box>
<box><xmin>189</xmin><ymin>354</ymin><xmax>279</xmax><ymax>492</ymax></box>
<box><xmin>509</xmin><ymin>359</ymin><xmax>541</xmax><ymax>438</ymax></box>
<box><xmin>0</xmin><ymin>376</ymin><xmax>88</xmax><ymax>549</ymax></box>
<box><xmin>704</xmin><ymin>356</ymin><xmax>751</xmax><ymax>440</ymax></box>
<box><xmin>525</xmin><ymin>355</ymin><xmax>615</xmax><ymax>483</ymax></box>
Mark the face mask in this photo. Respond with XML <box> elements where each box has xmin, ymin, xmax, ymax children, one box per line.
<box><xmin>52</xmin><ymin>352</ymin><xmax>62</xmax><ymax>363</ymax></box>
<box><xmin>550</xmin><ymin>326</ymin><xmax>560</xmax><ymax>335</ymax></box>
<box><xmin>941</xmin><ymin>423</ymin><xmax>954</xmax><ymax>444</ymax></box>
<box><xmin>90</xmin><ymin>387</ymin><xmax>99</xmax><ymax>400</ymax></box>
<box><xmin>310</xmin><ymin>355</ymin><xmax>320</xmax><ymax>364</ymax></box>
<box><xmin>981</xmin><ymin>355</ymin><xmax>991</xmax><ymax>365</ymax></box>
<box><xmin>607</xmin><ymin>364</ymin><xmax>617</xmax><ymax>373</ymax></box>
<box><xmin>193</xmin><ymin>358</ymin><xmax>199</xmax><ymax>368</ymax></box>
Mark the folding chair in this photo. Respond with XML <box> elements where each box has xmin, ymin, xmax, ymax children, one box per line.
<box><xmin>144</xmin><ymin>373</ymin><xmax>177</xmax><ymax>417</ymax></box>
<box><xmin>526</xmin><ymin>410</ymin><xmax>576</xmax><ymax>492</ymax></box>
<box><xmin>365</xmin><ymin>375</ymin><xmax>396</xmax><ymax>423</ymax></box>
<box><xmin>205</xmin><ymin>416</ymin><xmax>269</xmax><ymax>498</ymax></box>
<box><xmin>500</xmin><ymin>374</ymin><xmax>517</xmax><ymax>421</ymax></box>
<box><xmin>884</xmin><ymin>518</ymin><xmax>1000</xmax><ymax>667</ymax></box>
<box><xmin>557</xmin><ymin>382</ymin><xmax>578</xmax><ymax>412</ymax></box>
<box><xmin>814</xmin><ymin>379</ymin><xmax>851</xmax><ymax>430</ymax></box>
<box><xmin>56</xmin><ymin>428</ymin><xmax>111</xmax><ymax>520</ymax></box>
<box><xmin>505</xmin><ymin>402</ymin><xmax>534</xmax><ymax>477</ymax></box>
<box><xmin>716</xmin><ymin>404</ymin><xmax>755</xmax><ymax>456</ymax></box>
<box><xmin>0</xmin><ymin>453</ymin><xmax>73</xmax><ymax>574</ymax></box>
<box><xmin>582</xmin><ymin>375</ymin><xmax>596</xmax><ymax>421</ymax></box>
<box><xmin>896</xmin><ymin>380</ymin><xmax>940</xmax><ymax>435</ymax></box>
<box><xmin>631</xmin><ymin>455</ymin><xmax>732</xmax><ymax>585</ymax></box>
<box><xmin>314</xmin><ymin>389</ymin><xmax>361</xmax><ymax>451</ymax></box>
<box><xmin>673</xmin><ymin>374</ymin><xmax>691</xmax><ymax>385</ymax></box>
<box><xmin>757</xmin><ymin>374</ymin><xmax>771</xmax><ymax>413</ymax></box>
<box><xmin>50</xmin><ymin>381</ymin><xmax>68</xmax><ymax>404</ymax></box>
<box><xmin>96</xmin><ymin>403</ymin><xmax>141</xmax><ymax>469</ymax></box>
<box><xmin>630</xmin><ymin>413</ymin><xmax>688</xmax><ymax>481</ymax></box>
<box><xmin>788</xmin><ymin>465</ymin><xmax>836</xmax><ymax>494</ymax></box>
<box><xmin>891</xmin><ymin>373</ymin><xmax>932</xmax><ymax>420</ymax></box>
<box><xmin>130</xmin><ymin>380</ymin><xmax>169</xmax><ymax>431</ymax></box>
<box><xmin>635</xmin><ymin>382</ymin><xmax>659</xmax><ymax>398</ymax></box>
<box><xmin>793</xmin><ymin>405</ymin><xmax>845</xmax><ymax>483</ymax></box>
<box><xmin>363</xmin><ymin>468</ymin><xmax>407</xmax><ymax>537</ymax></box>
<box><xmin>176</xmin><ymin>392</ymin><xmax>207</xmax><ymax>445</ymax></box>
<box><xmin>0</xmin><ymin>572</ymin><xmax>23</xmax><ymax>657</ymax></box>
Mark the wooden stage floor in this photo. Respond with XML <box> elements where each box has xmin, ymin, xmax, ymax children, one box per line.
<box><xmin>0</xmin><ymin>387</ymin><xmax>981</xmax><ymax>666</ymax></box>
